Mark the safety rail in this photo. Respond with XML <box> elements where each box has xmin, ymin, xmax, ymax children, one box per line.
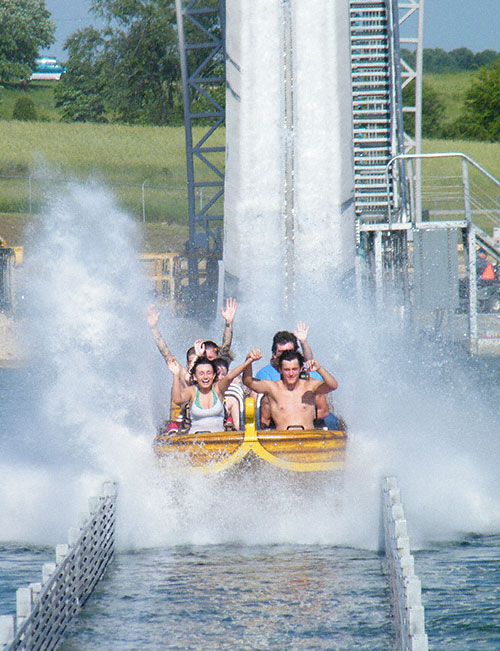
<box><xmin>385</xmin><ymin>153</ymin><xmax>500</xmax><ymax>238</ymax></box>
<box><xmin>0</xmin><ymin>481</ymin><xmax>117</xmax><ymax>651</ymax></box>
<box><xmin>382</xmin><ymin>476</ymin><xmax>428</xmax><ymax>651</ymax></box>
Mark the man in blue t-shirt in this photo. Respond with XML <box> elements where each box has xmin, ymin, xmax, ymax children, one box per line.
<box><xmin>255</xmin><ymin>325</ymin><xmax>339</xmax><ymax>429</ymax></box>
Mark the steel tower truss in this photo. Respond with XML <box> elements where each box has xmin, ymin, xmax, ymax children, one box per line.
<box><xmin>397</xmin><ymin>0</ymin><xmax>424</xmax><ymax>156</ymax></box>
<box><xmin>175</xmin><ymin>0</ymin><xmax>226</xmax><ymax>256</ymax></box>
<box><xmin>349</xmin><ymin>0</ymin><xmax>423</xmax><ymax>223</ymax></box>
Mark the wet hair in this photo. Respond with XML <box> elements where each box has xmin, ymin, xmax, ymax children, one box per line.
<box><xmin>203</xmin><ymin>340</ymin><xmax>219</xmax><ymax>353</ymax></box>
<box><xmin>213</xmin><ymin>356</ymin><xmax>229</xmax><ymax>372</ymax></box>
<box><xmin>190</xmin><ymin>356</ymin><xmax>218</xmax><ymax>380</ymax></box>
<box><xmin>186</xmin><ymin>346</ymin><xmax>196</xmax><ymax>364</ymax></box>
<box><xmin>277</xmin><ymin>349</ymin><xmax>304</xmax><ymax>369</ymax></box>
<box><xmin>271</xmin><ymin>331</ymin><xmax>298</xmax><ymax>355</ymax></box>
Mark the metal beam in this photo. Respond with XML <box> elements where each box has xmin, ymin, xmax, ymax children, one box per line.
<box><xmin>175</xmin><ymin>0</ymin><xmax>226</xmax><ymax>257</ymax></box>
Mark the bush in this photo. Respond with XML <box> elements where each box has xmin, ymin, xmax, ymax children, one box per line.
<box><xmin>403</xmin><ymin>80</ymin><xmax>446</xmax><ymax>138</ymax></box>
<box><xmin>12</xmin><ymin>96</ymin><xmax>37</xmax><ymax>121</ymax></box>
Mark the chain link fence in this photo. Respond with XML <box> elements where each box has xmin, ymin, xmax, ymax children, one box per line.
<box><xmin>0</xmin><ymin>173</ymin><xmax>204</xmax><ymax>224</ymax></box>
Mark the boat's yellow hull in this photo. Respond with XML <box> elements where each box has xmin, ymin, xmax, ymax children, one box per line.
<box><xmin>154</xmin><ymin>398</ymin><xmax>347</xmax><ymax>475</ymax></box>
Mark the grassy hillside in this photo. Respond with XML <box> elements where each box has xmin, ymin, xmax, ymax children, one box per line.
<box><xmin>1</xmin><ymin>120</ymin><xmax>499</xmax><ymax>252</ymax></box>
<box><xmin>424</xmin><ymin>71</ymin><xmax>474</xmax><ymax>124</ymax></box>
<box><xmin>0</xmin><ymin>120</ymin><xmax>190</xmax><ymax>181</ymax></box>
<box><xmin>0</xmin><ymin>121</ymin><xmax>220</xmax><ymax>252</ymax></box>
<box><xmin>0</xmin><ymin>120</ymin><xmax>224</xmax><ymax>228</ymax></box>
<box><xmin>423</xmin><ymin>138</ymin><xmax>500</xmax><ymax>179</ymax></box>
<box><xmin>0</xmin><ymin>81</ymin><xmax>60</xmax><ymax>122</ymax></box>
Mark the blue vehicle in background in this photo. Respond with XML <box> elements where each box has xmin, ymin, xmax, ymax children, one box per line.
<box><xmin>30</xmin><ymin>57</ymin><xmax>66</xmax><ymax>81</ymax></box>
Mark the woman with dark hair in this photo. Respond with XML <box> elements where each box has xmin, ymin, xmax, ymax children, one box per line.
<box><xmin>168</xmin><ymin>352</ymin><xmax>259</xmax><ymax>433</ymax></box>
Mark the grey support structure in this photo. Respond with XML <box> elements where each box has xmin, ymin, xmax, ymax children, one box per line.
<box><xmin>382</xmin><ymin>476</ymin><xmax>428</xmax><ymax>651</ymax></box>
<box><xmin>175</xmin><ymin>0</ymin><xmax>226</xmax><ymax>258</ymax></box>
<box><xmin>0</xmin><ymin>481</ymin><xmax>117</xmax><ymax>651</ymax></box>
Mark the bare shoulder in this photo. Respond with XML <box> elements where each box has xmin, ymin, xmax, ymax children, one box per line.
<box><xmin>305</xmin><ymin>377</ymin><xmax>323</xmax><ymax>391</ymax></box>
<box><xmin>263</xmin><ymin>379</ymin><xmax>280</xmax><ymax>395</ymax></box>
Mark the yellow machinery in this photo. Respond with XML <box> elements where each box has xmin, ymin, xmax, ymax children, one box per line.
<box><xmin>154</xmin><ymin>398</ymin><xmax>347</xmax><ymax>475</ymax></box>
<box><xmin>138</xmin><ymin>252</ymin><xmax>183</xmax><ymax>309</ymax></box>
<box><xmin>138</xmin><ymin>252</ymin><xmax>218</xmax><ymax>313</ymax></box>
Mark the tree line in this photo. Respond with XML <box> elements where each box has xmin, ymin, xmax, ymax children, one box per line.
<box><xmin>403</xmin><ymin>61</ymin><xmax>500</xmax><ymax>142</ymax></box>
<box><xmin>401</xmin><ymin>47</ymin><xmax>499</xmax><ymax>74</ymax></box>
<box><xmin>2</xmin><ymin>1</ymin><xmax>500</xmax><ymax>141</ymax></box>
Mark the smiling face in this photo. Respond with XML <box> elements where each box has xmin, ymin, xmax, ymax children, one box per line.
<box><xmin>279</xmin><ymin>359</ymin><xmax>301</xmax><ymax>387</ymax></box>
<box><xmin>194</xmin><ymin>363</ymin><xmax>216</xmax><ymax>389</ymax></box>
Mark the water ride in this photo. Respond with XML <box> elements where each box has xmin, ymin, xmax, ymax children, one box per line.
<box><xmin>154</xmin><ymin>397</ymin><xmax>347</xmax><ymax>475</ymax></box>
<box><xmin>30</xmin><ymin>57</ymin><xmax>66</xmax><ymax>81</ymax></box>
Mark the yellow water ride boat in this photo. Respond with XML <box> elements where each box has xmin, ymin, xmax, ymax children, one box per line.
<box><xmin>154</xmin><ymin>397</ymin><xmax>347</xmax><ymax>475</ymax></box>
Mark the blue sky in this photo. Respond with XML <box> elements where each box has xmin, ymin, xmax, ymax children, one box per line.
<box><xmin>42</xmin><ymin>0</ymin><xmax>500</xmax><ymax>61</ymax></box>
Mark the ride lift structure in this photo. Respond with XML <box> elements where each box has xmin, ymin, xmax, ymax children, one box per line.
<box><xmin>175</xmin><ymin>0</ymin><xmax>500</xmax><ymax>351</ymax></box>
<box><xmin>350</xmin><ymin>0</ymin><xmax>500</xmax><ymax>353</ymax></box>
<box><xmin>174</xmin><ymin>0</ymin><xmax>226</xmax><ymax>312</ymax></box>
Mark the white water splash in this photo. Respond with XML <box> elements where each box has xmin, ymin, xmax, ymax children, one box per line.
<box><xmin>1</xmin><ymin>180</ymin><xmax>500</xmax><ymax>551</ymax></box>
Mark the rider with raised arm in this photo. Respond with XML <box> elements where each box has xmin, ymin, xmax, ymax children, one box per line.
<box><xmin>147</xmin><ymin>297</ymin><xmax>238</xmax><ymax>371</ymax></box>
<box><xmin>255</xmin><ymin>322</ymin><xmax>338</xmax><ymax>429</ymax></box>
<box><xmin>169</xmin><ymin>350</ymin><xmax>259</xmax><ymax>434</ymax></box>
<box><xmin>244</xmin><ymin>349</ymin><xmax>338</xmax><ymax>431</ymax></box>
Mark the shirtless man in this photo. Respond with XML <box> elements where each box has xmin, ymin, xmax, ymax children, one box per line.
<box><xmin>255</xmin><ymin>324</ymin><xmax>338</xmax><ymax>429</ymax></box>
<box><xmin>243</xmin><ymin>349</ymin><xmax>338</xmax><ymax>431</ymax></box>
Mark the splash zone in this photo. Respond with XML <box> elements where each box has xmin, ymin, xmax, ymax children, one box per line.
<box><xmin>154</xmin><ymin>397</ymin><xmax>348</xmax><ymax>474</ymax></box>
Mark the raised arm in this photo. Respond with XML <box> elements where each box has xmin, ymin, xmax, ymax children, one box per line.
<box><xmin>294</xmin><ymin>321</ymin><xmax>313</xmax><ymax>361</ymax></box>
<box><xmin>147</xmin><ymin>305</ymin><xmax>175</xmax><ymax>364</ymax></box>
<box><xmin>305</xmin><ymin>360</ymin><xmax>339</xmax><ymax>394</ymax></box>
<box><xmin>242</xmin><ymin>349</ymin><xmax>275</xmax><ymax>395</ymax></box>
<box><xmin>169</xmin><ymin>358</ymin><xmax>194</xmax><ymax>405</ymax></box>
<box><xmin>220</xmin><ymin>297</ymin><xmax>237</xmax><ymax>357</ymax></box>
<box><xmin>216</xmin><ymin>348</ymin><xmax>260</xmax><ymax>394</ymax></box>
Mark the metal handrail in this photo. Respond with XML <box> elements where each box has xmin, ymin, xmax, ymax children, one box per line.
<box><xmin>385</xmin><ymin>152</ymin><xmax>500</xmax><ymax>225</ymax></box>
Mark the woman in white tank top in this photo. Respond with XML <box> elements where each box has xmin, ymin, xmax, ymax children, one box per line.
<box><xmin>170</xmin><ymin>353</ymin><xmax>259</xmax><ymax>433</ymax></box>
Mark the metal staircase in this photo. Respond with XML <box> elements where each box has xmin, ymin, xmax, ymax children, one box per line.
<box><xmin>349</xmin><ymin>0</ymin><xmax>396</xmax><ymax>220</ymax></box>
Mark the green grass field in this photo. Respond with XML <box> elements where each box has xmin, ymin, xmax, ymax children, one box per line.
<box><xmin>0</xmin><ymin>120</ymin><xmax>224</xmax><ymax>233</ymax></box>
<box><xmin>0</xmin><ymin>120</ymin><xmax>225</xmax><ymax>251</ymax></box>
<box><xmin>424</xmin><ymin>71</ymin><xmax>474</xmax><ymax>124</ymax></box>
<box><xmin>1</xmin><ymin>117</ymin><xmax>499</xmax><ymax>252</ymax></box>
<box><xmin>423</xmin><ymin>138</ymin><xmax>500</xmax><ymax>178</ymax></box>
<box><xmin>0</xmin><ymin>81</ymin><xmax>60</xmax><ymax>122</ymax></box>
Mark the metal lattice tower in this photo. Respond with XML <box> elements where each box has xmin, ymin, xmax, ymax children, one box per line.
<box><xmin>175</xmin><ymin>0</ymin><xmax>226</xmax><ymax>257</ymax></box>
<box><xmin>174</xmin><ymin>0</ymin><xmax>422</xmax><ymax>271</ymax></box>
<box><xmin>398</xmin><ymin>0</ymin><xmax>424</xmax><ymax>156</ymax></box>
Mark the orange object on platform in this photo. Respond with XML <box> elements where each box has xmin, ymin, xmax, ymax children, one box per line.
<box><xmin>481</xmin><ymin>263</ymin><xmax>495</xmax><ymax>280</ymax></box>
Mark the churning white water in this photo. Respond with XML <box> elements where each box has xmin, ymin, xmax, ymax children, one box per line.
<box><xmin>1</xmin><ymin>181</ymin><xmax>500</xmax><ymax>553</ymax></box>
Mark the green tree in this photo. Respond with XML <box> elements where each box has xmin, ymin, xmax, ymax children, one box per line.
<box><xmin>97</xmin><ymin>2</ymin><xmax>181</xmax><ymax>124</ymax></box>
<box><xmin>0</xmin><ymin>0</ymin><xmax>55</xmax><ymax>84</ymax></box>
<box><xmin>450</xmin><ymin>47</ymin><xmax>475</xmax><ymax>71</ymax></box>
<box><xmin>423</xmin><ymin>48</ymin><xmax>457</xmax><ymax>73</ymax></box>
<box><xmin>58</xmin><ymin>0</ymin><xmax>184</xmax><ymax>125</ymax></box>
<box><xmin>12</xmin><ymin>96</ymin><xmax>37</xmax><ymax>120</ymax></box>
<box><xmin>402</xmin><ymin>80</ymin><xmax>445</xmax><ymax>138</ymax></box>
<box><xmin>54</xmin><ymin>28</ymin><xmax>107</xmax><ymax>122</ymax></box>
<box><xmin>473</xmin><ymin>50</ymin><xmax>499</xmax><ymax>69</ymax></box>
<box><xmin>455</xmin><ymin>59</ymin><xmax>500</xmax><ymax>141</ymax></box>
